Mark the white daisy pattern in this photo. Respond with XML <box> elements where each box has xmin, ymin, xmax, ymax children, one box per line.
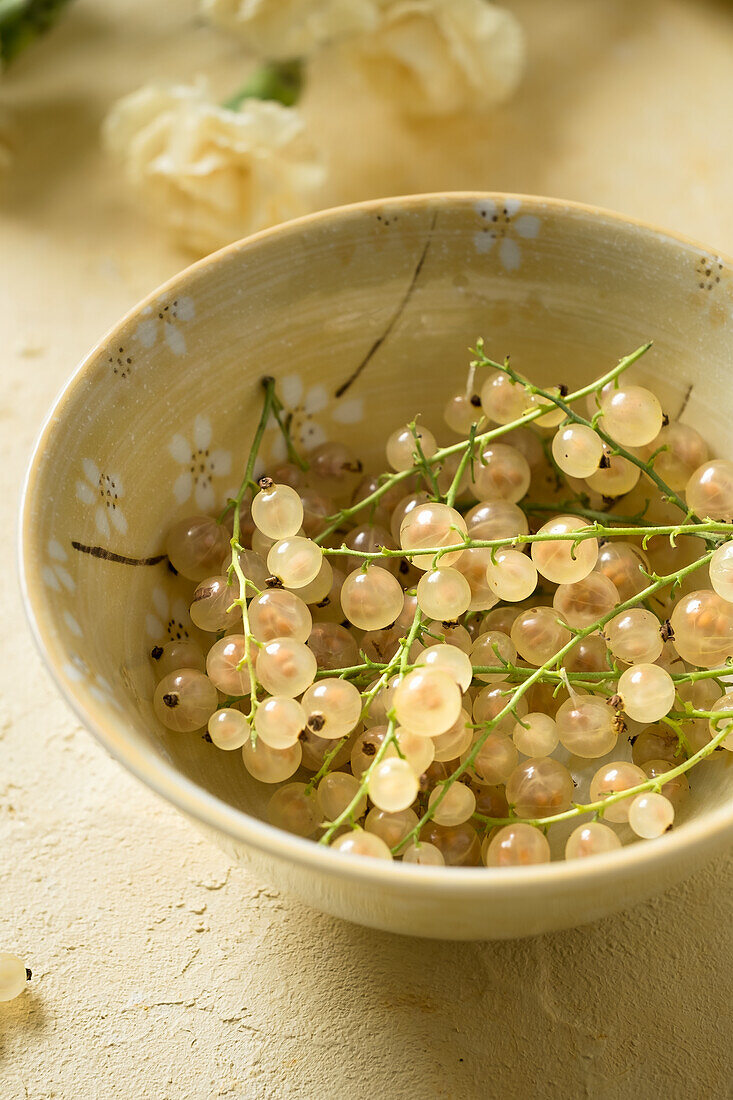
<box><xmin>61</xmin><ymin>654</ymin><xmax>121</xmax><ymax>709</ymax></box>
<box><xmin>135</xmin><ymin>295</ymin><xmax>195</xmax><ymax>357</ymax></box>
<box><xmin>169</xmin><ymin>415</ymin><xmax>232</xmax><ymax>511</ymax></box>
<box><xmin>76</xmin><ymin>459</ymin><xmax>128</xmax><ymax>539</ymax></box>
<box><xmin>42</xmin><ymin>539</ymin><xmax>76</xmax><ymax>593</ymax></box>
<box><xmin>474</xmin><ymin>198</ymin><xmax>541</xmax><ymax>271</ymax></box>
<box><xmin>145</xmin><ymin>585</ymin><xmax>195</xmax><ymax>642</ymax></box>
<box><xmin>267</xmin><ymin>375</ymin><xmax>364</xmax><ymax>464</ymax></box>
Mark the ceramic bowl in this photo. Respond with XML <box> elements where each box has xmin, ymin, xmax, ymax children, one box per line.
<box><xmin>20</xmin><ymin>193</ymin><xmax>733</xmax><ymax>939</ymax></box>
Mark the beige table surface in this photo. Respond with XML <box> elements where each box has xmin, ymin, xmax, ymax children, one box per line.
<box><xmin>1</xmin><ymin>1</ymin><xmax>732</xmax><ymax>1097</ymax></box>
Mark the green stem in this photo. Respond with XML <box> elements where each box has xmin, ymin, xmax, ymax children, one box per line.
<box><xmin>318</xmin><ymin>520</ymin><xmax>733</xmax><ymax>564</ymax></box>
<box><xmin>394</xmin><ymin>547</ymin><xmax>715</xmax><ymax>854</ymax></box>
<box><xmin>223</xmin><ymin>59</ymin><xmax>304</xmax><ymax>110</ymax></box>
<box><xmin>319</xmin><ymin>606</ymin><xmax>424</xmax><ymax>845</ymax></box>
<box><xmin>470</xmin><ymin>712</ymin><xmax>732</xmax><ymax>830</ymax></box>
<box><xmin>313</xmin><ymin>343</ymin><xmax>652</xmax><ymax>546</ymax></box>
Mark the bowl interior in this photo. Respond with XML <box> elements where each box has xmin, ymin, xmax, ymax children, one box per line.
<box><xmin>21</xmin><ymin>193</ymin><xmax>733</xmax><ymax>850</ymax></box>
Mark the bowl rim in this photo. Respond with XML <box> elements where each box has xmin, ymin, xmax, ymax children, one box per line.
<box><xmin>18</xmin><ymin>190</ymin><xmax>733</xmax><ymax>894</ymax></box>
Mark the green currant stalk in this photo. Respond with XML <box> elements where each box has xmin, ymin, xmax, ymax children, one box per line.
<box><xmin>393</xmin><ymin>547</ymin><xmax>716</xmax><ymax>855</ymax></box>
<box><xmin>470</xmin><ymin>712</ymin><xmax>732</xmax><ymax>831</ymax></box>
<box><xmin>318</xmin><ymin>606</ymin><xmax>423</xmax><ymax>845</ymax></box>
<box><xmin>318</xmin><ymin>520</ymin><xmax>733</xmax><ymax>566</ymax></box>
<box><xmin>313</xmin><ymin>342</ymin><xmax>653</xmax><ymax>546</ymax></box>
<box><xmin>473</xmin><ymin>345</ymin><xmax>694</xmax><ymax>525</ymax></box>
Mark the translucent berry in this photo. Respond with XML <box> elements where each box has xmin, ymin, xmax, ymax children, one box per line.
<box><xmin>485</xmin><ymin>549</ymin><xmax>538</xmax><ymax>603</ymax></box>
<box><xmin>165</xmin><ymin>514</ymin><xmax>229</xmax><ymax>581</ymax></box>
<box><xmin>506</xmin><ymin>757</ymin><xmax>574</xmax><ymax>818</ymax></box>
<box><xmin>400</xmin><ymin>502</ymin><xmax>467</xmax><ymax>570</ymax></box>
<box><xmin>428</xmin><ymin>782</ymin><xmax>475</xmax><ymax>826</ymax></box>
<box><xmin>670</xmin><ymin>589</ymin><xmax>733</xmax><ymax>668</ymax></box>
<box><xmin>340</xmin><ymin>566</ymin><xmax>404</xmax><ymax>630</ymax></box>
<box><xmin>432</xmin><ymin>708</ymin><xmax>472</xmax><ymax>761</ymax></box>
<box><xmin>154</xmin><ymin>669</ymin><xmax>218</xmax><ymax>732</ymax></box>
<box><xmin>555</xmin><ymin>694</ymin><xmax>618</xmax><ymax>758</ymax></box>
<box><xmin>301</xmin><ymin>678</ymin><xmax>362</xmax><ymax>740</ymax></box>
<box><xmin>331</xmin><ymin>829</ymin><xmax>393</xmax><ymax>859</ymax></box>
<box><xmin>605</xmin><ymin>609</ymin><xmax>663</xmax><ymax>665</ymax></box>
<box><xmin>206</xmin><ymin>635</ymin><xmax>252</xmax><ymax>695</ymax></box>
<box><xmin>552</xmin><ymin>573</ymin><xmax>619</xmax><ymax>629</ymax></box>
<box><xmin>402</xmin><ymin>841</ymin><xmax>445</xmax><ymax>865</ymax></box>
<box><xmin>386</xmin><ymin>423</ymin><xmax>437</xmax><ymax>471</ymax></box>
<box><xmin>151</xmin><ymin>639</ymin><xmax>205</xmax><ymax>680</ymax></box>
<box><xmin>467</xmin><ymin>444</ymin><xmax>530</xmax><ymax>503</ymax></box>
<box><xmin>480</xmin><ymin>370</ymin><xmax>527</xmax><ymax>424</ymax></box>
<box><xmin>416</xmin><ymin>567</ymin><xmax>471</xmax><ymax>620</ymax></box>
<box><xmin>628</xmin><ymin>792</ymin><xmax>674</xmax><ymax>838</ymax></box>
<box><xmin>443</xmin><ymin>391</ymin><xmax>481</xmax><ymax>434</ymax></box>
<box><xmin>0</xmin><ymin>953</ymin><xmax>29</xmax><ymax>1002</ymax></box>
<box><xmin>589</xmin><ymin>761</ymin><xmax>647</xmax><ymax>822</ymax></box>
<box><xmin>318</xmin><ymin>771</ymin><xmax>366</xmax><ymax>820</ymax></box>
<box><xmin>190</xmin><ymin>575</ymin><xmax>241</xmax><ymax>632</ymax></box>
<box><xmin>471</xmin><ymin>630</ymin><xmax>517</xmax><ymax>683</ymax></box>
<box><xmin>415</xmin><ymin>643</ymin><xmax>473</xmax><ymax>691</ymax></box>
<box><xmin>472</xmin><ymin>733</ymin><xmax>518</xmax><ymax>784</ymax></box>
<box><xmin>531</xmin><ymin>516</ymin><xmax>598</xmax><ymax>584</ymax></box>
<box><xmin>368</xmin><ymin>756</ymin><xmax>419</xmax><ymax>812</ymax></box>
<box><xmin>586</xmin><ymin>449</ymin><xmax>640</xmax><ymax>496</ymax></box>
<box><xmin>600</xmin><ymin>385</ymin><xmax>663</xmax><ymax>446</ymax></box>
<box><xmin>365</xmin><ymin>807</ymin><xmax>418</xmax><ymax>848</ymax></box>
<box><xmin>267</xmin><ymin>782</ymin><xmax>320</xmax><ymax>837</ymax></box>
<box><xmin>512</xmin><ymin>712</ymin><xmax>558</xmax><ymax>757</ymax></box>
<box><xmin>242</xmin><ymin>737</ymin><xmax>302</xmax><ymax>783</ymax></box>
<box><xmin>465</xmin><ymin>499</ymin><xmax>529</xmax><ymax>542</ymax></box>
<box><xmin>483</xmin><ymin>824</ymin><xmax>550</xmax><ymax>867</ymax></box>
<box><xmin>618</xmin><ymin>663</ymin><xmax>675</xmax><ymax>723</ymax></box>
<box><xmin>251</xmin><ymin>482</ymin><xmax>304</xmax><ymax>539</ymax></box>
<box><xmin>267</xmin><ymin>536</ymin><xmax>322</xmax><ymax>589</ymax></box>
<box><xmin>248</xmin><ymin>588</ymin><xmax>312</xmax><ymax>643</ymax></box>
<box><xmin>256</xmin><ymin>637</ymin><xmax>317</xmax><ymax>697</ymax></box>
<box><xmin>254</xmin><ymin>695</ymin><xmax>306</xmax><ymax>749</ymax></box>
<box><xmin>685</xmin><ymin>459</ymin><xmax>733</xmax><ymax>520</ymax></box>
<box><xmin>709</xmin><ymin>541</ymin><xmax>733</xmax><ymax>603</ymax></box>
<box><xmin>565</xmin><ymin>822</ymin><xmax>621</xmax><ymax>859</ymax></box>
<box><xmin>207</xmin><ymin>707</ymin><xmax>250</xmax><ymax>750</ymax></box>
<box><xmin>307</xmin><ymin>622</ymin><xmax>360</xmax><ymax>671</ymax></box>
<box><xmin>455</xmin><ymin>548</ymin><xmax>500</xmax><ymax>612</ymax></box>
<box><xmin>510</xmin><ymin>606</ymin><xmax>571</xmax><ymax>666</ymax></box>
<box><xmin>551</xmin><ymin>424</ymin><xmax>603</xmax><ymax>478</ymax></box>
<box><xmin>394</xmin><ymin>668</ymin><xmax>462</xmax><ymax>737</ymax></box>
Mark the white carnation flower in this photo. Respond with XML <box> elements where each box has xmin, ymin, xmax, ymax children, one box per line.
<box><xmin>201</xmin><ymin>0</ymin><xmax>382</xmax><ymax>60</ymax></box>
<box><xmin>349</xmin><ymin>0</ymin><xmax>525</xmax><ymax>116</ymax></box>
<box><xmin>103</xmin><ymin>83</ymin><xmax>324</xmax><ymax>254</ymax></box>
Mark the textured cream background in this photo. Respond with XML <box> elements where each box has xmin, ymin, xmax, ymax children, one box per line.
<box><xmin>1</xmin><ymin>1</ymin><xmax>733</xmax><ymax>1097</ymax></box>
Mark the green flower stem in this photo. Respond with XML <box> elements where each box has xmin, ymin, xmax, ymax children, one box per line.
<box><xmin>222</xmin><ymin>59</ymin><xmax>304</xmax><ymax>110</ymax></box>
<box><xmin>0</xmin><ymin>0</ymin><xmax>72</xmax><ymax>67</ymax></box>
<box><xmin>318</xmin><ymin>606</ymin><xmax>424</xmax><ymax>845</ymax></box>
<box><xmin>469</xmin><ymin>712</ymin><xmax>732</xmax><ymax>831</ymax></box>
<box><xmin>313</xmin><ymin>343</ymin><xmax>652</xmax><ymax>546</ymax></box>
<box><xmin>393</xmin><ymin>547</ymin><xmax>715</xmax><ymax>855</ymax></box>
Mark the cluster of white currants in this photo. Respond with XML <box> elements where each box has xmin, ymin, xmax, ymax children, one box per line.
<box><xmin>147</xmin><ymin>357</ymin><xmax>733</xmax><ymax>868</ymax></box>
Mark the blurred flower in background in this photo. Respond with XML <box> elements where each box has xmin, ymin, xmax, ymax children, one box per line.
<box><xmin>344</xmin><ymin>0</ymin><xmax>524</xmax><ymax>116</ymax></box>
<box><xmin>202</xmin><ymin>0</ymin><xmax>383</xmax><ymax>60</ymax></box>
<box><xmin>103</xmin><ymin>82</ymin><xmax>325</xmax><ymax>254</ymax></box>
